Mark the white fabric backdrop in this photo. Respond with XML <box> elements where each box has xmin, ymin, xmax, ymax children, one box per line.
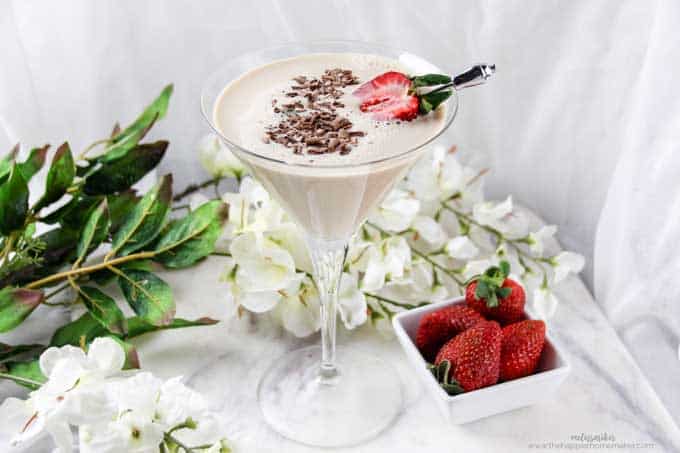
<box><xmin>1</xmin><ymin>0</ymin><xmax>678</xmax><ymax>422</ymax></box>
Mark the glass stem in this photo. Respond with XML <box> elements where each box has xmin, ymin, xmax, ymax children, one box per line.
<box><xmin>306</xmin><ymin>236</ymin><xmax>348</xmax><ymax>384</ymax></box>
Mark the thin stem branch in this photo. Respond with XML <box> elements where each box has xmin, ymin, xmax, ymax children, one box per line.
<box><xmin>411</xmin><ymin>248</ymin><xmax>465</xmax><ymax>286</ymax></box>
<box><xmin>365</xmin><ymin>292</ymin><xmax>428</xmax><ymax>309</ymax></box>
<box><xmin>0</xmin><ymin>372</ymin><xmax>43</xmax><ymax>387</ymax></box>
<box><xmin>25</xmin><ymin>251</ymin><xmax>155</xmax><ymax>289</ymax></box>
<box><xmin>164</xmin><ymin>432</ymin><xmax>196</xmax><ymax>452</ymax></box>
<box><xmin>173</xmin><ymin>176</ymin><xmax>225</xmax><ymax>202</ymax></box>
<box><xmin>78</xmin><ymin>138</ymin><xmax>110</xmax><ymax>160</ymax></box>
<box><xmin>0</xmin><ymin>232</ymin><xmax>17</xmax><ymax>266</ymax></box>
<box><xmin>45</xmin><ymin>283</ymin><xmax>70</xmax><ymax>300</ymax></box>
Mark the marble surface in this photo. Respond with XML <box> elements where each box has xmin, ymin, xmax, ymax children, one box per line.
<box><xmin>1</xmin><ymin>237</ymin><xmax>679</xmax><ymax>452</ymax></box>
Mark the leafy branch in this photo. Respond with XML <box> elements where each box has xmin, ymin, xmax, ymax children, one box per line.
<box><xmin>0</xmin><ymin>84</ymin><xmax>226</xmax><ymax>388</ymax></box>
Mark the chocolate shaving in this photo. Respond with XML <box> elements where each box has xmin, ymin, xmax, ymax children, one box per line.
<box><xmin>262</xmin><ymin>68</ymin><xmax>366</xmax><ymax>155</ymax></box>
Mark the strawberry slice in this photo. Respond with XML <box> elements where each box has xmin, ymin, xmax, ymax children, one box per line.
<box><xmin>352</xmin><ymin>71</ymin><xmax>419</xmax><ymax>121</ymax></box>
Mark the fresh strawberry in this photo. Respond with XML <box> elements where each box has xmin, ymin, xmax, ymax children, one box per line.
<box><xmin>465</xmin><ymin>261</ymin><xmax>525</xmax><ymax>325</ymax></box>
<box><xmin>353</xmin><ymin>71</ymin><xmax>454</xmax><ymax>121</ymax></box>
<box><xmin>416</xmin><ymin>305</ymin><xmax>485</xmax><ymax>362</ymax></box>
<box><xmin>432</xmin><ymin>320</ymin><xmax>501</xmax><ymax>393</ymax></box>
<box><xmin>500</xmin><ymin>320</ymin><xmax>546</xmax><ymax>381</ymax></box>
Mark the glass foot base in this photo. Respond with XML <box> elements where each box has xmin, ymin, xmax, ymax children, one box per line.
<box><xmin>257</xmin><ymin>345</ymin><xmax>403</xmax><ymax>447</ymax></box>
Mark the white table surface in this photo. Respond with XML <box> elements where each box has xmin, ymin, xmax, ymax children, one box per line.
<box><xmin>2</xmin><ymin>240</ymin><xmax>680</xmax><ymax>452</ymax></box>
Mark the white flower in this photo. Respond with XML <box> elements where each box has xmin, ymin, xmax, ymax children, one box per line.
<box><xmin>473</xmin><ymin>196</ymin><xmax>513</xmax><ymax>230</ymax></box>
<box><xmin>358</xmin><ymin>237</ymin><xmax>411</xmax><ymax>291</ymax></box>
<box><xmin>385</xmin><ymin>259</ymin><xmax>448</xmax><ymax>303</ymax></box>
<box><xmin>222</xmin><ymin>177</ymin><xmax>274</xmax><ymax>235</ymax></box>
<box><xmin>219</xmin><ymin>257</ymin><xmax>241</xmax><ymax>319</ymax></box>
<box><xmin>551</xmin><ymin>251</ymin><xmax>585</xmax><ymax>283</ymax></box>
<box><xmin>198</xmin><ymin>134</ymin><xmax>247</xmax><ymax>179</ymax></box>
<box><xmin>0</xmin><ymin>397</ymin><xmax>45</xmax><ymax>451</ymax></box>
<box><xmin>410</xmin><ymin>216</ymin><xmax>447</xmax><ymax>250</ymax></box>
<box><xmin>531</xmin><ymin>286</ymin><xmax>559</xmax><ymax>320</ymax></box>
<box><xmin>229</xmin><ymin>232</ymin><xmax>297</xmax><ymax>312</ymax></box>
<box><xmin>368</xmin><ymin>189</ymin><xmax>420</xmax><ymax>233</ymax></box>
<box><xmin>273</xmin><ymin>274</ymin><xmax>320</xmax><ymax>337</ymax></box>
<box><xmin>109</xmin><ymin>372</ymin><xmax>162</xmax><ymax>419</ymax></box>
<box><xmin>473</xmin><ymin>196</ymin><xmax>529</xmax><ymax>238</ymax></box>
<box><xmin>156</xmin><ymin>376</ymin><xmax>208</xmax><ymax>427</ymax></box>
<box><xmin>405</xmin><ymin>145</ymin><xmax>484</xmax><ymax>208</ymax></box>
<box><xmin>266</xmin><ymin>222</ymin><xmax>312</xmax><ymax>273</ymax></box>
<box><xmin>338</xmin><ymin>273</ymin><xmax>368</xmax><ymax>329</ymax></box>
<box><xmin>445</xmin><ymin>236</ymin><xmax>479</xmax><ymax>260</ymax></box>
<box><xmin>112</xmin><ymin>412</ymin><xmax>164</xmax><ymax>453</ymax></box>
<box><xmin>527</xmin><ymin>225</ymin><xmax>557</xmax><ymax>256</ymax></box>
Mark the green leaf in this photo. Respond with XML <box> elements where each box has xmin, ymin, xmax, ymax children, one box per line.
<box><xmin>112</xmin><ymin>85</ymin><xmax>173</xmax><ymax>146</ymax></box>
<box><xmin>428</xmin><ymin>360</ymin><xmax>464</xmax><ymax>396</ymax></box>
<box><xmin>111</xmin><ymin>174</ymin><xmax>172</xmax><ymax>256</ymax></box>
<box><xmin>411</xmin><ymin>74</ymin><xmax>452</xmax><ymax>89</ymax></box>
<box><xmin>0</xmin><ymin>343</ymin><xmax>45</xmax><ymax>364</ymax></box>
<box><xmin>499</xmin><ymin>260</ymin><xmax>511</xmax><ymax>278</ymax></box>
<box><xmin>82</xmin><ymin>141</ymin><xmax>168</xmax><ymax>195</ymax></box>
<box><xmin>0</xmin><ymin>164</ymin><xmax>29</xmax><ymax>235</ymax></box>
<box><xmin>41</xmin><ymin>195</ymin><xmax>101</xmax><ymax>228</ymax></box>
<box><xmin>419</xmin><ymin>90</ymin><xmax>453</xmax><ymax>114</ymax></box>
<box><xmin>419</xmin><ymin>97</ymin><xmax>434</xmax><ymax>114</ymax></box>
<box><xmin>89</xmin><ymin>259</ymin><xmax>152</xmax><ymax>286</ymax></box>
<box><xmin>154</xmin><ymin>200</ymin><xmax>226</xmax><ymax>268</ymax></box>
<box><xmin>126</xmin><ymin>316</ymin><xmax>217</xmax><ymax>338</ymax></box>
<box><xmin>486</xmin><ymin>291</ymin><xmax>499</xmax><ymax>308</ymax></box>
<box><xmin>0</xmin><ymin>226</ymin><xmax>80</xmax><ymax>288</ymax></box>
<box><xmin>1</xmin><ymin>360</ymin><xmax>45</xmax><ymax>389</ymax></box>
<box><xmin>497</xmin><ymin>287</ymin><xmax>512</xmax><ymax>298</ymax></box>
<box><xmin>0</xmin><ymin>287</ymin><xmax>44</xmax><ymax>332</ymax></box>
<box><xmin>75</xmin><ymin>199</ymin><xmax>111</xmax><ymax>263</ymax></box>
<box><xmin>108</xmin><ymin>190</ymin><xmax>140</xmax><ymax>233</ymax></box>
<box><xmin>0</xmin><ymin>143</ymin><xmax>19</xmax><ymax>181</ymax></box>
<box><xmin>99</xmin><ymin>114</ymin><xmax>159</xmax><ymax>163</ymax></box>
<box><xmin>49</xmin><ymin>312</ymin><xmax>102</xmax><ymax>346</ymax></box>
<box><xmin>117</xmin><ymin>269</ymin><xmax>174</xmax><ymax>326</ymax></box>
<box><xmin>35</xmin><ymin>143</ymin><xmax>76</xmax><ymax>210</ymax></box>
<box><xmin>50</xmin><ymin>312</ymin><xmax>216</xmax><ymax>346</ymax></box>
<box><xmin>474</xmin><ymin>280</ymin><xmax>490</xmax><ymax>300</ymax></box>
<box><xmin>79</xmin><ymin>286</ymin><xmax>127</xmax><ymax>335</ymax></box>
<box><xmin>16</xmin><ymin>145</ymin><xmax>49</xmax><ymax>182</ymax></box>
<box><xmin>38</xmin><ymin>226</ymin><xmax>80</xmax><ymax>266</ymax></box>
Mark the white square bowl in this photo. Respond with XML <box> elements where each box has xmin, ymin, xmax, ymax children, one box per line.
<box><xmin>392</xmin><ymin>296</ymin><xmax>570</xmax><ymax>424</ymax></box>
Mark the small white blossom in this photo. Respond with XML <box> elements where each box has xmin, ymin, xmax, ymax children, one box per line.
<box><xmin>198</xmin><ymin>134</ymin><xmax>247</xmax><ymax>179</ymax></box>
<box><xmin>445</xmin><ymin>236</ymin><xmax>479</xmax><ymax>260</ymax></box>
<box><xmin>411</xmin><ymin>216</ymin><xmax>447</xmax><ymax>250</ymax></box>
<box><xmin>368</xmin><ymin>189</ymin><xmax>420</xmax><ymax>233</ymax></box>
<box><xmin>473</xmin><ymin>196</ymin><xmax>513</xmax><ymax>230</ymax></box>
<box><xmin>527</xmin><ymin>225</ymin><xmax>557</xmax><ymax>256</ymax></box>
<box><xmin>338</xmin><ymin>273</ymin><xmax>368</xmax><ymax>329</ymax></box>
<box><xmin>2</xmin><ymin>339</ymin><xmax>228</xmax><ymax>453</ymax></box>
<box><xmin>273</xmin><ymin>275</ymin><xmax>320</xmax><ymax>337</ymax></box>
<box><xmin>229</xmin><ymin>232</ymin><xmax>297</xmax><ymax>311</ymax></box>
<box><xmin>551</xmin><ymin>251</ymin><xmax>585</xmax><ymax>283</ymax></box>
<box><xmin>405</xmin><ymin>146</ymin><xmax>484</xmax><ymax>209</ymax></box>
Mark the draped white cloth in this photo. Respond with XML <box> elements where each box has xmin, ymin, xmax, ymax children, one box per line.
<box><xmin>1</xmin><ymin>0</ymin><xmax>678</xmax><ymax>421</ymax></box>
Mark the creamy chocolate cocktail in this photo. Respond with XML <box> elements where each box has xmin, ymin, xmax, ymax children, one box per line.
<box><xmin>213</xmin><ymin>53</ymin><xmax>447</xmax><ymax>240</ymax></box>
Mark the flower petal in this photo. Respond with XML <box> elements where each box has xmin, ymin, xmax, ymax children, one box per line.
<box><xmin>87</xmin><ymin>337</ymin><xmax>125</xmax><ymax>376</ymax></box>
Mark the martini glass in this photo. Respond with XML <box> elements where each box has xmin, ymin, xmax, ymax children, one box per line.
<box><xmin>201</xmin><ymin>41</ymin><xmax>480</xmax><ymax>447</ymax></box>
